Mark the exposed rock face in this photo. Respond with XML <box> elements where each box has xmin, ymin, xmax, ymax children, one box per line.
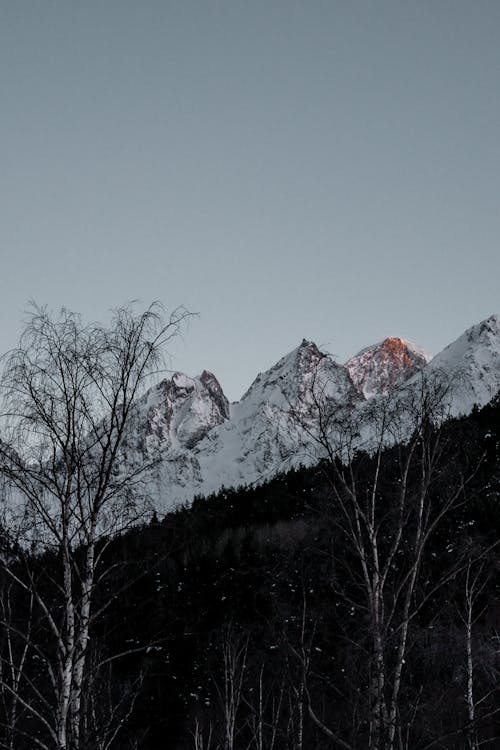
<box><xmin>199</xmin><ymin>370</ymin><xmax>230</xmax><ymax>422</ymax></box>
<box><xmin>139</xmin><ymin>370</ymin><xmax>230</xmax><ymax>450</ymax></box>
<box><xmin>346</xmin><ymin>337</ymin><xmax>431</xmax><ymax>398</ymax></box>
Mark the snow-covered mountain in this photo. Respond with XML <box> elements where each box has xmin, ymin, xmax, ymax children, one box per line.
<box><xmin>123</xmin><ymin>315</ymin><xmax>500</xmax><ymax>510</ymax></box>
<box><xmin>420</xmin><ymin>314</ymin><xmax>500</xmax><ymax>416</ymax></box>
<box><xmin>136</xmin><ymin>340</ymin><xmax>359</xmax><ymax>508</ymax></box>
<box><xmin>346</xmin><ymin>337</ymin><xmax>431</xmax><ymax>398</ymax></box>
<box><xmin>189</xmin><ymin>339</ymin><xmax>359</xmax><ymax>495</ymax></box>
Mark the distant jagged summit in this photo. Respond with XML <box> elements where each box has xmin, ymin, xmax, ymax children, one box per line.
<box><xmin>240</xmin><ymin>338</ymin><xmax>345</xmax><ymax>404</ymax></box>
<box><xmin>135</xmin><ymin>369</ymin><xmax>229</xmax><ymax>451</ymax></box>
<box><xmin>423</xmin><ymin>314</ymin><xmax>500</xmax><ymax>415</ymax></box>
<box><xmin>345</xmin><ymin>337</ymin><xmax>431</xmax><ymax>399</ymax></box>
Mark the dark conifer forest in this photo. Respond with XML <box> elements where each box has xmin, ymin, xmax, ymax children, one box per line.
<box><xmin>2</xmin><ymin>395</ymin><xmax>499</xmax><ymax>749</ymax></box>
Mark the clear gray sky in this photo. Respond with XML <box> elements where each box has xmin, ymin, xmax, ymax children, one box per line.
<box><xmin>1</xmin><ymin>1</ymin><xmax>499</xmax><ymax>400</ymax></box>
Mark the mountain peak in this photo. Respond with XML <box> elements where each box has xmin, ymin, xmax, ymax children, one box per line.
<box><xmin>424</xmin><ymin>313</ymin><xmax>500</xmax><ymax>415</ymax></box>
<box><xmin>346</xmin><ymin>337</ymin><xmax>430</xmax><ymax>399</ymax></box>
<box><xmin>135</xmin><ymin>369</ymin><xmax>229</xmax><ymax>451</ymax></box>
<box><xmin>299</xmin><ymin>337</ymin><xmax>316</xmax><ymax>349</ymax></box>
<box><xmin>465</xmin><ymin>314</ymin><xmax>500</xmax><ymax>343</ymax></box>
<box><xmin>381</xmin><ymin>335</ymin><xmax>408</xmax><ymax>349</ymax></box>
<box><xmin>240</xmin><ymin>340</ymin><xmax>324</xmax><ymax>402</ymax></box>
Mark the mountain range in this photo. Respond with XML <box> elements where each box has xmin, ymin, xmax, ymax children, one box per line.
<box><xmin>124</xmin><ymin>314</ymin><xmax>500</xmax><ymax>511</ymax></box>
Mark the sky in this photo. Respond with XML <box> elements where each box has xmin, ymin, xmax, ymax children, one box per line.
<box><xmin>0</xmin><ymin>1</ymin><xmax>499</xmax><ymax>401</ymax></box>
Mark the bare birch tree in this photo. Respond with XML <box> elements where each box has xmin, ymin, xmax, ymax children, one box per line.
<box><xmin>286</xmin><ymin>368</ymin><xmax>486</xmax><ymax>750</ymax></box>
<box><xmin>453</xmin><ymin>547</ymin><xmax>500</xmax><ymax>750</ymax></box>
<box><xmin>0</xmin><ymin>302</ymin><xmax>190</xmax><ymax>750</ymax></box>
<box><xmin>212</xmin><ymin>624</ymin><xmax>249</xmax><ymax>750</ymax></box>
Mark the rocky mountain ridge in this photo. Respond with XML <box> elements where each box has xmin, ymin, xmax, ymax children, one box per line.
<box><xmin>125</xmin><ymin>315</ymin><xmax>500</xmax><ymax>510</ymax></box>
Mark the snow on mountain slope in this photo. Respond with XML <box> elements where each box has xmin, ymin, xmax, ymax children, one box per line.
<box><xmin>346</xmin><ymin>337</ymin><xmax>431</xmax><ymax>398</ymax></box>
<box><xmin>195</xmin><ymin>340</ymin><xmax>359</xmax><ymax>491</ymax></box>
<box><xmin>146</xmin><ymin>341</ymin><xmax>359</xmax><ymax>508</ymax></box>
<box><xmin>121</xmin><ymin>315</ymin><xmax>500</xmax><ymax>510</ymax></box>
<box><xmin>3</xmin><ymin>316</ymin><xmax>499</xmax><ymax>518</ymax></box>
<box><xmin>420</xmin><ymin>314</ymin><xmax>500</xmax><ymax>416</ymax></box>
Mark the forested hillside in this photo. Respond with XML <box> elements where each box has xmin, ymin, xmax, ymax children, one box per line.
<box><xmin>2</xmin><ymin>395</ymin><xmax>499</xmax><ymax>749</ymax></box>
